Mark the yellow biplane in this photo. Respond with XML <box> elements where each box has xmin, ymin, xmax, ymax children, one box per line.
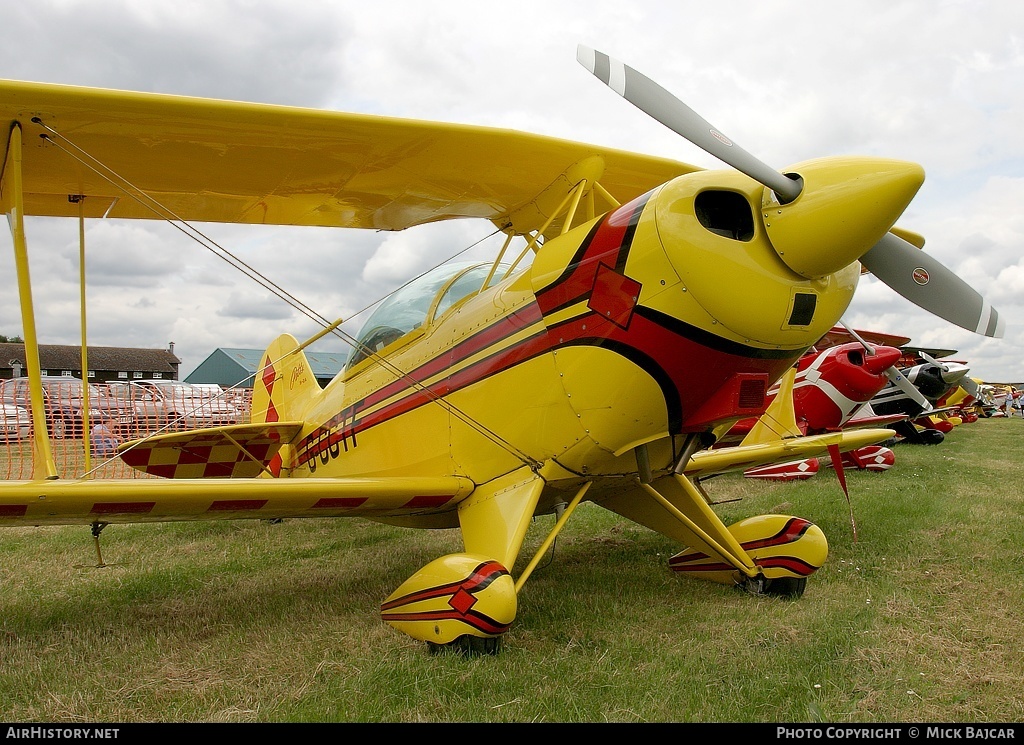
<box><xmin>0</xmin><ymin>46</ymin><xmax>1003</xmax><ymax>654</ymax></box>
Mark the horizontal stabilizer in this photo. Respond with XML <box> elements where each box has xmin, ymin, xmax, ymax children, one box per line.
<box><xmin>118</xmin><ymin>422</ymin><xmax>305</xmax><ymax>478</ymax></box>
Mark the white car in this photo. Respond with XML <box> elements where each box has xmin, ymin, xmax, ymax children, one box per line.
<box><xmin>133</xmin><ymin>380</ymin><xmax>240</xmax><ymax>429</ymax></box>
<box><xmin>0</xmin><ymin>401</ymin><xmax>33</xmax><ymax>441</ymax></box>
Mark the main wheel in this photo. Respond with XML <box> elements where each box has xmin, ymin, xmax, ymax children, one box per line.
<box><xmin>917</xmin><ymin>428</ymin><xmax>945</xmax><ymax>445</ymax></box>
<box><xmin>763</xmin><ymin>576</ymin><xmax>807</xmax><ymax>598</ymax></box>
<box><xmin>426</xmin><ymin>634</ymin><xmax>503</xmax><ymax>657</ymax></box>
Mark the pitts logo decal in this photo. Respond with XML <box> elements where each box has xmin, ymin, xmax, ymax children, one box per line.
<box><xmin>289</xmin><ymin>360</ymin><xmax>310</xmax><ymax>389</ymax></box>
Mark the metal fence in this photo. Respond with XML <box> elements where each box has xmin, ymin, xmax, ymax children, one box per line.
<box><xmin>0</xmin><ymin>378</ymin><xmax>252</xmax><ymax>480</ymax></box>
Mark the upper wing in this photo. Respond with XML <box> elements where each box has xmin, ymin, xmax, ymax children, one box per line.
<box><xmin>815</xmin><ymin>326</ymin><xmax>912</xmax><ymax>350</ymax></box>
<box><xmin>0</xmin><ymin>79</ymin><xmax>697</xmax><ymax>236</ymax></box>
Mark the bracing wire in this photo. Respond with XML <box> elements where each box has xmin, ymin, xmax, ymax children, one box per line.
<box><xmin>33</xmin><ymin>119</ymin><xmax>542</xmax><ymax>468</ymax></box>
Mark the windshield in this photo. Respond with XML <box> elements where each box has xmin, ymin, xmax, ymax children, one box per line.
<box><xmin>346</xmin><ymin>262</ymin><xmax>492</xmax><ymax>370</ymax></box>
<box><xmin>147</xmin><ymin>383</ymin><xmax>195</xmax><ymax>397</ymax></box>
<box><xmin>42</xmin><ymin>379</ymin><xmax>103</xmax><ymax>398</ymax></box>
<box><xmin>431</xmin><ymin>264</ymin><xmax>496</xmax><ymax>321</ymax></box>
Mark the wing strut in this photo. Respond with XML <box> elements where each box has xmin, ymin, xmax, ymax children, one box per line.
<box><xmin>514</xmin><ymin>481</ymin><xmax>592</xmax><ymax>592</ymax></box>
<box><xmin>3</xmin><ymin>123</ymin><xmax>57</xmax><ymax>479</ymax></box>
<box><xmin>75</xmin><ymin>195</ymin><xmax>98</xmax><ymax>474</ymax></box>
<box><xmin>502</xmin><ymin>177</ymin><xmax>594</xmax><ymax>280</ymax></box>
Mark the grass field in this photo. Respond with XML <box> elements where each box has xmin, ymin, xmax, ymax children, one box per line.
<box><xmin>0</xmin><ymin>417</ymin><xmax>1021</xmax><ymax>723</ymax></box>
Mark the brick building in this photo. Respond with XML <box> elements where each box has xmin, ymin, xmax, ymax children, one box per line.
<box><xmin>0</xmin><ymin>342</ymin><xmax>181</xmax><ymax>383</ymax></box>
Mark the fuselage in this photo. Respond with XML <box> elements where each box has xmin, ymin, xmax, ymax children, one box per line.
<box><xmin>0</xmin><ymin>157</ymin><xmax>924</xmax><ymax>530</ymax></box>
<box><xmin>274</xmin><ymin>169</ymin><xmax>868</xmax><ymax>494</ymax></box>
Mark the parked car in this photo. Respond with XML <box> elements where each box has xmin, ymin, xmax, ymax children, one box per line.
<box><xmin>0</xmin><ymin>397</ymin><xmax>32</xmax><ymax>442</ymax></box>
<box><xmin>188</xmin><ymin>383</ymin><xmax>224</xmax><ymax>397</ymax></box>
<box><xmin>104</xmin><ymin>381</ymin><xmax>167</xmax><ymax>434</ymax></box>
<box><xmin>133</xmin><ymin>380</ymin><xmax>240</xmax><ymax>429</ymax></box>
<box><xmin>1</xmin><ymin>376</ymin><xmax>135</xmax><ymax>439</ymax></box>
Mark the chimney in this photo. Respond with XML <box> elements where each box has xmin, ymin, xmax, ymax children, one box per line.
<box><xmin>169</xmin><ymin>342</ymin><xmax>175</xmax><ymax>355</ymax></box>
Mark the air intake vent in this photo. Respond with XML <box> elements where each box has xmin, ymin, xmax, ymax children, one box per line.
<box><xmin>695</xmin><ymin>190</ymin><xmax>754</xmax><ymax>241</ymax></box>
<box><xmin>738</xmin><ymin>378</ymin><xmax>767</xmax><ymax>409</ymax></box>
<box><xmin>788</xmin><ymin>293</ymin><xmax>817</xmax><ymax>326</ymax></box>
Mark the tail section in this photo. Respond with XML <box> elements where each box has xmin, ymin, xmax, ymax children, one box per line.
<box><xmin>250</xmin><ymin>334</ymin><xmax>323</xmax><ymax>425</ymax></box>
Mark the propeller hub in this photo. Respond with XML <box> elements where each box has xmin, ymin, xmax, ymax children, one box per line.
<box><xmin>762</xmin><ymin>157</ymin><xmax>925</xmax><ymax>279</ymax></box>
<box><xmin>861</xmin><ymin>345</ymin><xmax>903</xmax><ymax>376</ymax></box>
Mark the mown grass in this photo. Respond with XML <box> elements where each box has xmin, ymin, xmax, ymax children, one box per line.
<box><xmin>0</xmin><ymin>418</ymin><xmax>1021</xmax><ymax>723</ymax></box>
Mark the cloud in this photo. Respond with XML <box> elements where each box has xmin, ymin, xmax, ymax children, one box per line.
<box><xmin>1</xmin><ymin>0</ymin><xmax>1021</xmax><ymax>383</ymax></box>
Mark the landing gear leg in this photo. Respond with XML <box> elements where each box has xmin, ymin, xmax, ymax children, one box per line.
<box><xmin>90</xmin><ymin>521</ymin><xmax>108</xmax><ymax>568</ymax></box>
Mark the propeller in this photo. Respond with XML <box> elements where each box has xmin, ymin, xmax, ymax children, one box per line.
<box><xmin>903</xmin><ymin>350</ymin><xmax>971</xmax><ymax>400</ymax></box>
<box><xmin>860</xmin><ymin>234</ymin><xmax>1004</xmax><ymax>338</ymax></box>
<box><xmin>960</xmin><ymin>375</ymin><xmax>981</xmax><ymax>400</ymax></box>
<box><xmin>839</xmin><ymin>322</ymin><xmax>933</xmax><ymax>413</ymax></box>
<box><xmin>575</xmin><ymin>45</ymin><xmax>803</xmax><ymax>204</ymax></box>
<box><xmin>916</xmin><ymin>349</ymin><xmax>948</xmax><ymax>371</ymax></box>
<box><xmin>576</xmin><ymin>45</ymin><xmax>1003</xmax><ymax>339</ymax></box>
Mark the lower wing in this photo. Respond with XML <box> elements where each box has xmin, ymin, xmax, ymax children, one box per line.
<box><xmin>682</xmin><ymin>428</ymin><xmax>896</xmax><ymax>479</ymax></box>
<box><xmin>0</xmin><ymin>473</ymin><xmax>475</xmax><ymax>527</ymax></box>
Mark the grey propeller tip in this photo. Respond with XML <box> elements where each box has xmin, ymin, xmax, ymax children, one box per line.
<box><xmin>577</xmin><ymin>44</ymin><xmax>596</xmax><ymax>72</ymax></box>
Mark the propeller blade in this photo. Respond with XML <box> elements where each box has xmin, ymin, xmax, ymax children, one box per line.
<box><xmin>961</xmin><ymin>376</ymin><xmax>981</xmax><ymax>398</ymax></box>
<box><xmin>838</xmin><ymin>321</ymin><xmax>876</xmax><ymax>354</ymax></box>
<box><xmin>860</xmin><ymin>232</ymin><xmax>1004</xmax><ymax>338</ymax></box>
<box><xmin>577</xmin><ymin>46</ymin><xmax>1001</xmax><ymax>338</ymax></box>
<box><xmin>576</xmin><ymin>45</ymin><xmax>803</xmax><ymax>203</ymax></box>
<box><xmin>916</xmin><ymin>350</ymin><xmax>946</xmax><ymax>371</ymax></box>
<box><xmin>885</xmin><ymin>366</ymin><xmax>934</xmax><ymax>413</ymax></box>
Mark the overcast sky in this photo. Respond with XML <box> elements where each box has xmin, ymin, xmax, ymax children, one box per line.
<box><xmin>1</xmin><ymin>0</ymin><xmax>1021</xmax><ymax>385</ymax></box>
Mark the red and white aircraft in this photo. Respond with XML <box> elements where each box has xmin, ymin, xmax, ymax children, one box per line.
<box><xmin>711</xmin><ymin>326</ymin><xmax>909</xmax><ymax>481</ymax></box>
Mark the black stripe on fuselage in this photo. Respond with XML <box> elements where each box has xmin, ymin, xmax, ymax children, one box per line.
<box><xmin>633</xmin><ymin>306</ymin><xmax>799</xmax><ymax>361</ymax></box>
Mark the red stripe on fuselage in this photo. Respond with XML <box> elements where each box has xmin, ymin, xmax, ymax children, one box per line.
<box><xmin>296</xmin><ymin>304</ymin><xmax>549</xmax><ymax>468</ymax></box>
<box><xmin>297</xmin><ymin>194</ymin><xmax>800</xmax><ymax>465</ymax></box>
<box><xmin>296</xmin><ymin>199</ymin><xmax>648</xmax><ymax>466</ymax></box>
<box><xmin>534</xmin><ymin>192</ymin><xmax>648</xmax><ymax>315</ymax></box>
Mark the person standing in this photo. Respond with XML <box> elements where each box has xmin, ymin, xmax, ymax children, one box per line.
<box><xmin>91</xmin><ymin>416</ymin><xmax>120</xmax><ymax>456</ymax></box>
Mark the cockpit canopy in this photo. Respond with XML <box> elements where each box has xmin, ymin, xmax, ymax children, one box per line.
<box><xmin>346</xmin><ymin>261</ymin><xmax>499</xmax><ymax>370</ymax></box>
